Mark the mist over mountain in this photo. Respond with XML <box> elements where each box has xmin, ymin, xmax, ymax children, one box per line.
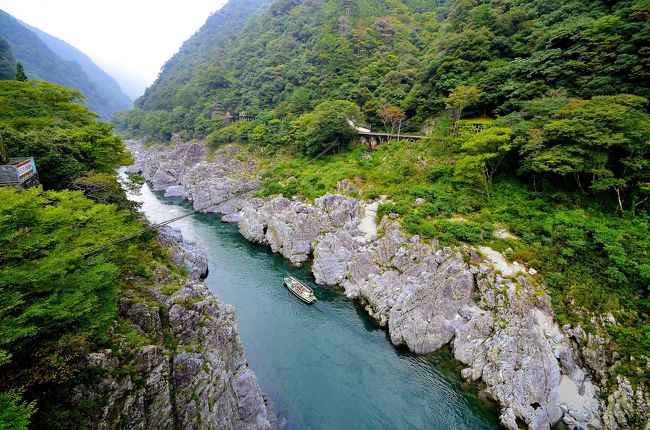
<box><xmin>0</xmin><ymin>9</ymin><xmax>132</xmax><ymax>118</ymax></box>
<box><xmin>23</xmin><ymin>22</ymin><xmax>132</xmax><ymax>113</ymax></box>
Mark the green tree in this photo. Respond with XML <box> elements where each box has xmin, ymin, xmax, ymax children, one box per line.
<box><xmin>0</xmin><ymin>139</ymin><xmax>7</xmax><ymax>164</ymax></box>
<box><xmin>377</xmin><ymin>105</ymin><xmax>406</xmax><ymax>135</ymax></box>
<box><xmin>519</xmin><ymin>95</ymin><xmax>650</xmax><ymax>211</ymax></box>
<box><xmin>0</xmin><ymin>185</ymin><xmax>158</xmax><ymax>427</ymax></box>
<box><xmin>15</xmin><ymin>62</ymin><xmax>26</xmax><ymax>81</ymax></box>
<box><xmin>454</xmin><ymin>127</ymin><xmax>512</xmax><ymax>197</ymax></box>
<box><xmin>444</xmin><ymin>85</ymin><xmax>481</xmax><ymax>124</ymax></box>
<box><xmin>293</xmin><ymin>100</ymin><xmax>362</xmax><ymax>155</ymax></box>
<box><xmin>0</xmin><ymin>188</ymin><xmax>143</xmax><ymax>357</ymax></box>
<box><xmin>0</xmin><ymin>352</ymin><xmax>35</xmax><ymax>430</ymax></box>
<box><xmin>0</xmin><ymin>81</ymin><xmax>127</xmax><ymax>189</ymax></box>
<box><xmin>0</xmin><ymin>389</ymin><xmax>35</xmax><ymax>430</ymax></box>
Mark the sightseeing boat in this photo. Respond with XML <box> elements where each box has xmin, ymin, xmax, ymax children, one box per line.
<box><xmin>283</xmin><ymin>276</ymin><xmax>316</xmax><ymax>304</ymax></box>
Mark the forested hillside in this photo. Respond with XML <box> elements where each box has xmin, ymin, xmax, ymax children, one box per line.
<box><xmin>137</xmin><ymin>0</ymin><xmax>273</xmax><ymax>113</ymax></box>
<box><xmin>0</xmin><ymin>10</ymin><xmax>131</xmax><ymax>118</ymax></box>
<box><xmin>115</xmin><ymin>0</ymin><xmax>649</xmax><ymax>421</ymax></box>
<box><xmin>119</xmin><ymin>0</ymin><xmax>649</xmax><ymax>138</ymax></box>
<box><xmin>0</xmin><ymin>37</ymin><xmax>15</xmax><ymax>80</ymax></box>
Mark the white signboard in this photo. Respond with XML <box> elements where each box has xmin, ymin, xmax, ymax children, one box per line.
<box><xmin>16</xmin><ymin>158</ymin><xmax>36</xmax><ymax>180</ymax></box>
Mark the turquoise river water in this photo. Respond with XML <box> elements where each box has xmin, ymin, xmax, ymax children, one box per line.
<box><xmin>125</xmin><ymin>176</ymin><xmax>500</xmax><ymax>430</ymax></box>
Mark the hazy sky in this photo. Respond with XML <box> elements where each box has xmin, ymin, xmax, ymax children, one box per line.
<box><xmin>0</xmin><ymin>0</ymin><xmax>228</xmax><ymax>99</ymax></box>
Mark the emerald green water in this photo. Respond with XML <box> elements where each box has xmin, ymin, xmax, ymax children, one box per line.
<box><xmin>126</xmin><ymin>177</ymin><xmax>500</xmax><ymax>430</ymax></box>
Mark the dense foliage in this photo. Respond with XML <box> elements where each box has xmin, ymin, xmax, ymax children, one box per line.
<box><xmin>135</xmin><ymin>0</ymin><xmax>273</xmax><ymax>114</ymax></box>
<box><xmin>0</xmin><ymin>187</ymin><xmax>159</xmax><ymax>429</ymax></box>
<box><xmin>0</xmin><ymin>188</ymin><xmax>142</xmax><ymax>371</ymax></box>
<box><xmin>0</xmin><ymin>9</ymin><xmax>131</xmax><ymax>119</ymax></box>
<box><xmin>14</xmin><ymin>62</ymin><xmax>26</xmax><ymax>81</ymax></box>
<box><xmin>293</xmin><ymin>100</ymin><xmax>363</xmax><ymax>154</ymax></box>
<box><xmin>115</xmin><ymin>0</ymin><xmax>650</xmax><ymax>391</ymax></box>
<box><xmin>0</xmin><ymin>80</ymin><xmax>127</xmax><ymax>190</ymax></box>
<box><xmin>410</xmin><ymin>0</ymin><xmax>650</xmax><ymax>119</ymax></box>
<box><xmin>117</xmin><ymin>0</ymin><xmax>650</xmax><ymax>140</ymax></box>
<box><xmin>0</xmin><ymin>388</ymin><xmax>35</xmax><ymax>430</ymax></box>
<box><xmin>0</xmin><ymin>79</ymin><xmax>154</xmax><ymax>429</ymax></box>
<box><xmin>505</xmin><ymin>95</ymin><xmax>650</xmax><ymax>212</ymax></box>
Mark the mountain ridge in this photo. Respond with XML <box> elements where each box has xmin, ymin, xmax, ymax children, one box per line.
<box><xmin>137</xmin><ymin>0</ymin><xmax>274</xmax><ymax>113</ymax></box>
<box><xmin>22</xmin><ymin>21</ymin><xmax>132</xmax><ymax>114</ymax></box>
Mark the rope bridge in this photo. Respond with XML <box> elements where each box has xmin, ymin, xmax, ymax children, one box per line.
<box><xmin>84</xmin><ymin>142</ymin><xmax>344</xmax><ymax>259</ymax></box>
<box><xmin>83</xmin><ymin>190</ymin><xmax>250</xmax><ymax>258</ymax></box>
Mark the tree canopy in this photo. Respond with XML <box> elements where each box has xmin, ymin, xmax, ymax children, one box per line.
<box><xmin>116</xmin><ymin>0</ymin><xmax>650</xmax><ymax>145</ymax></box>
<box><xmin>512</xmin><ymin>94</ymin><xmax>650</xmax><ymax>211</ymax></box>
<box><xmin>15</xmin><ymin>62</ymin><xmax>26</xmax><ymax>81</ymax></box>
<box><xmin>0</xmin><ymin>80</ymin><xmax>154</xmax><ymax>429</ymax></box>
<box><xmin>293</xmin><ymin>100</ymin><xmax>362</xmax><ymax>155</ymax></box>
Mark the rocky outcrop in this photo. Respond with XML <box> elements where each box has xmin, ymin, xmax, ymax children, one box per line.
<box><xmin>168</xmin><ymin>282</ymin><xmax>268</xmax><ymax>430</ymax></box>
<box><xmin>128</xmin><ymin>140</ymin><xmax>649</xmax><ymax>430</ymax></box>
<box><xmin>158</xmin><ymin>225</ymin><xmax>209</xmax><ymax>280</ymax></box>
<box><xmin>603</xmin><ymin>376</ymin><xmax>650</xmax><ymax>429</ymax></box>
<box><xmin>129</xmin><ymin>141</ymin><xmax>259</xmax><ymax>216</ymax></box>
<box><xmin>312</xmin><ymin>218</ymin><xmax>603</xmax><ymax>430</ymax></box>
<box><xmin>72</xmin><ymin>225</ymin><xmax>269</xmax><ymax>430</ymax></box>
<box><xmin>239</xmin><ymin>194</ymin><xmax>364</xmax><ymax>266</ymax></box>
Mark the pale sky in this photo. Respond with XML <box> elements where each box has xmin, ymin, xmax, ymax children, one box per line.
<box><xmin>0</xmin><ymin>0</ymin><xmax>228</xmax><ymax>99</ymax></box>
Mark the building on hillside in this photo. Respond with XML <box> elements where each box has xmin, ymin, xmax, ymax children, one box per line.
<box><xmin>223</xmin><ymin>111</ymin><xmax>256</xmax><ymax>124</ymax></box>
<box><xmin>238</xmin><ymin>112</ymin><xmax>256</xmax><ymax>122</ymax></box>
<box><xmin>0</xmin><ymin>157</ymin><xmax>39</xmax><ymax>188</ymax></box>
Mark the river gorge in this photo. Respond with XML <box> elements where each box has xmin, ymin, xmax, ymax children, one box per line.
<box><xmin>119</xmin><ymin>140</ymin><xmax>622</xmax><ymax>430</ymax></box>
<box><xmin>122</xmin><ymin>168</ymin><xmax>500</xmax><ymax>429</ymax></box>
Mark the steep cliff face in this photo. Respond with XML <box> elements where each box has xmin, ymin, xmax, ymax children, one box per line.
<box><xmin>128</xmin><ymin>140</ymin><xmax>650</xmax><ymax>430</ymax></box>
<box><xmin>70</xmin><ymin>226</ymin><xmax>270</xmax><ymax>430</ymax></box>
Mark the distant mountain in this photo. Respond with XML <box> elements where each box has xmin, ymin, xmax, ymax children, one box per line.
<box><xmin>24</xmin><ymin>22</ymin><xmax>133</xmax><ymax>115</ymax></box>
<box><xmin>0</xmin><ymin>37</ymin><xmax>15</xmax><ymax>80</ymax></box>
<box><xmin>0</xmin><ymin>9</ymin><xmax>131</xmax><ymax>118</ymax></box>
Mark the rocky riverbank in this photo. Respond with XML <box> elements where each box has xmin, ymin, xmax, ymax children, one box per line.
<box><xmin>70</xmin><ymin>222</ymin><xmax>270</xmax><ymax>429</ymax></box>
<box><xmin>127</xmin><ymin>140</ymin><xmax>649</xmax><ymax>430</ymax></box>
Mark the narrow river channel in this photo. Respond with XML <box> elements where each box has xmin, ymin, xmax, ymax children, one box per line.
<box><xmin>123</xmin><ymin>173</ymin><xmax>500</xmax><ymax>430</ymax></box>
